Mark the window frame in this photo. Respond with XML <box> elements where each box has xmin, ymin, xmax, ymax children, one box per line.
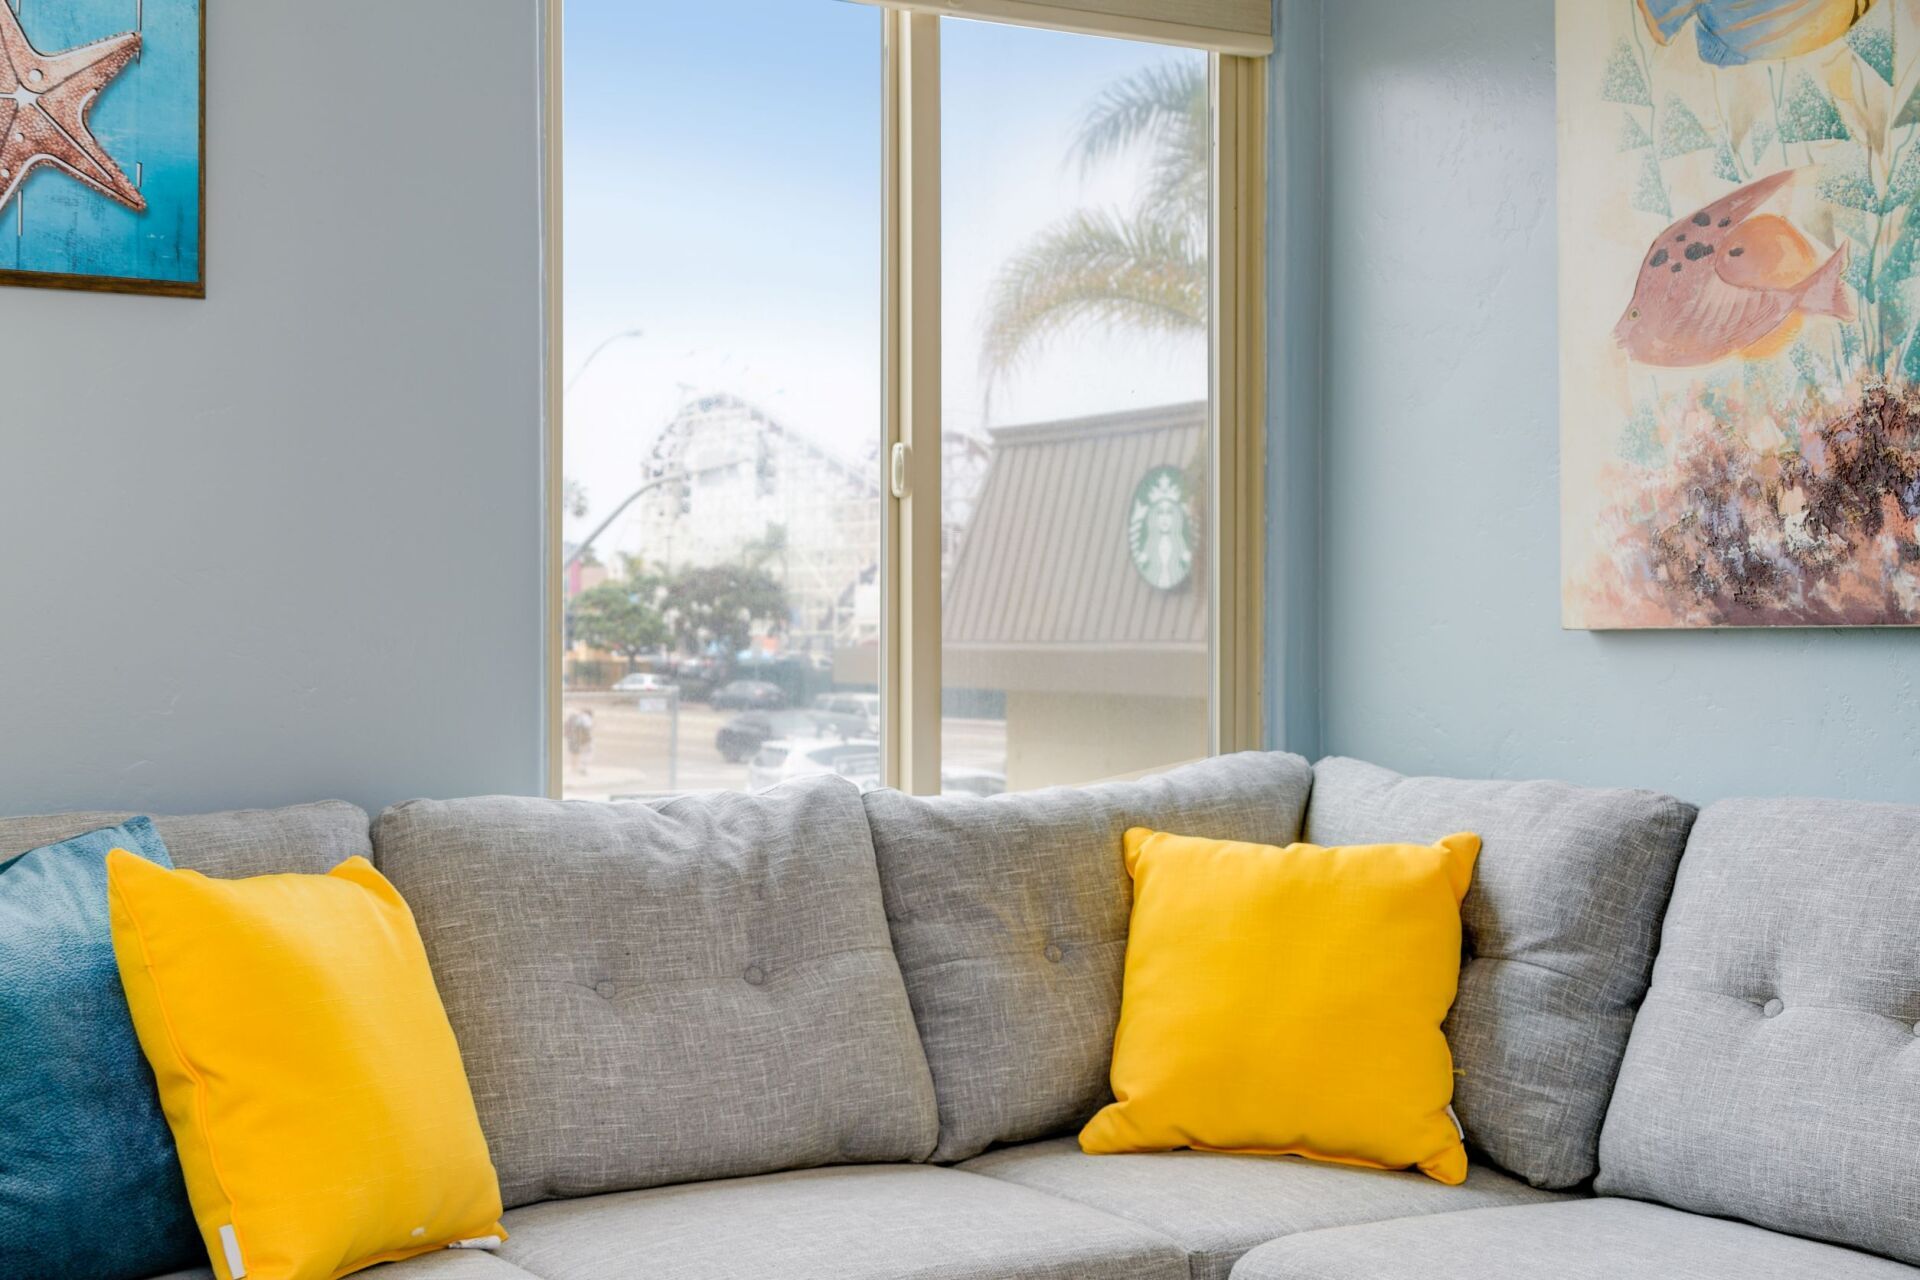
<box><xmin>544</xmin><ymin>2</ymin><xmax>1267</xmax><ymax>797</ymax></box>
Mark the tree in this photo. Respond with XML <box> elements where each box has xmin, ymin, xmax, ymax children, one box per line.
<box><xmin>981</xmin><ymin>60</ymin><xmax>1208</xmax><ymax>381</ymax></box>
<box><xmin>742</xmin><ymin>523</ymin><xmax>789</xmax><ymax>571</ymax></box>
<box><xmin>568</xmin><ymin>582</ymin><xmax>667</xmax><ymax>672</ymax></box>
<box><xmin>562</xmin><ymin>477</ymin><xmax>590</xmax><ymax>520</ymax></box>
<box><xmin>664</xmin><ymin>563</ymin><xmax>788</xmax><ymax>656</ymax></box>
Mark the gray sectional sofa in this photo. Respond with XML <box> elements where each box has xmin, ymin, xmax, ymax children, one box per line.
<box><xmin>10</xmin><ymin>751</ymin><xmax>1916</xmax><ymax>1279</ymax></box>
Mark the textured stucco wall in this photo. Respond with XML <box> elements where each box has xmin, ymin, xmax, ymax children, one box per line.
<box><xmin>1307</xmin><ymin>0</ymin><xmax>1920</xmax><ymax>804</ymax></box>
<box><xmin>0</xmin><ymin>1</ymin><xmax>548</xmax><ymax>817</ymax></box>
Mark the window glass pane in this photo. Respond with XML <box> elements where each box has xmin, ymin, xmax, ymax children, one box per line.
<box><xmin>562</xmin><ymin>1</ymin><xmax>881</xmax><ymax>800</ymax></box>
<box><xmin>941</xmin><ymin>20</ymin><xmax>1212</xmax><ymax>793</ymax></box>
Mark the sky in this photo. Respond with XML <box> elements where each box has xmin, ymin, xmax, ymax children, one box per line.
<box><xmin>563</xmin><ymin>0</ymin><xmax>1209</xmax><ymax>560</ymax></box>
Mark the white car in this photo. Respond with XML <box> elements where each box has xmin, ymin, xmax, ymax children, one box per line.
<box><xmin>747</xmin><ymin>738</ymin><xmax>882</xmax><ymax>792</ymax></box>
<box><xmin>811</xmin><ymin>692</ymin><xmax>881</xmax><ymax>736</ymax></box>
<box><xmin>612</xmin><ymin>672</ymin><xmax>674</xmax><ymax>695</ymax></box>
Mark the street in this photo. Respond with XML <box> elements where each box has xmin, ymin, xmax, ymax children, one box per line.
<box><xmin>560</xmin><ymin>693</ymin><xmax>1008</xmax><ymax>801</ymax></box>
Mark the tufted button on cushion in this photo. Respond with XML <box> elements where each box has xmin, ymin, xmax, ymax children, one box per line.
<box><xmin>1043</xmin><ymin>945</ymin><xmax>1064</xmax><ymax>964</ymax></box>
<box><xmin>374</xmin><ymin>778</ymin><xmax>938</xmax><ymax>1208</ymax></box>
<box><xmin>1598</xmin><ymin>796</ymin><xmax>1920</xmax><ymax>1268</ymax></box>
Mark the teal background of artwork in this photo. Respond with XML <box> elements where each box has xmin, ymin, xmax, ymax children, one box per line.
<box><xmin>0</xmin><ymin>0</ymin><xmax>200</xmax><ymax>284</ymax></box>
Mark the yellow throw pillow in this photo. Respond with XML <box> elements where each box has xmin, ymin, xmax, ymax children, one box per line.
<box><xmin>107</xmin><ymin>852</ymin><xmax>506</xmax><ymax>1280</ymax></box>
<box><xmin>1080</xmin><ymin>828</ymin><xmax>1479</xmax><ymax>1185</ymax></box>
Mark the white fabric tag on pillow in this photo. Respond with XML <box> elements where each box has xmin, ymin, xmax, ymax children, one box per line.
<box><xmin>218</xmin><ymin>1224</ymin><xmax>248</xmax><ymax>1279</ymax></box>
<box><xmin>448</xmin><ymin>1236</ymin><xmax>504</xmax><ymax>1251</ymax></box>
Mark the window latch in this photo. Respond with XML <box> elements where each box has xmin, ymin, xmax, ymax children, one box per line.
<box><xmin>890</xmin><ymin>443</ymin><xmax>912</xmax><ymax>500</ymax></box>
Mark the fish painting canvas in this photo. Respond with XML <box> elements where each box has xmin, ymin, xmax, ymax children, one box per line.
<box><xmin>1559</xmin><ymin>0</ymin><xmax>1920</xmax><ymax>627</ymax></box>
<box><xmin>0</xmin><ymin>0</ymin><xmax>203</xmax><ymax>297</ymax></box>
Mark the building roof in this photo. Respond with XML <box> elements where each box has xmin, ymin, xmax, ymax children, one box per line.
<box><xmin>943</xmin><ymin>401</ymin><xmax>1208</xmax><ymax>694</ymax></box>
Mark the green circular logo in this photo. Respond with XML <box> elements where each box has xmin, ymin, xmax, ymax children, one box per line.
<box><xmin>1128</xmin><ymin>465</ymin><xmax>1194</xmax><ymax>591</ymax></box>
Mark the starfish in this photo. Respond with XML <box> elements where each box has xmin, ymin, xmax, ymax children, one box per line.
<box><xmin>0</xmin><ymin>3</ymin><xmax>144</xmax><ymax>215</ymax></box>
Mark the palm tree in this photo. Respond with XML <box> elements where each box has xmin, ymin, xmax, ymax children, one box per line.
<box><xmin>981</xmin><ymin>61</ymin><xmax>1209</xmax><ymax>382</ymax></box>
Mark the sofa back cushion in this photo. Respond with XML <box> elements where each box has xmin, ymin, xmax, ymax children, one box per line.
<box><xmin>1597</xmin><ymin>797</ymin><xmax>1920</xmax><ymax>1266</ymax></box>
<box><xmin>0</xmin><ymin>801</ymin><xmax>371</xmax><ymax>878</ymax></box>
<box><xmin>1304</xmin><ymin>758</ymin><xmax>1695</xmax><ymax>1189</ymax></box>
<box><xmin>373</xmin><ymin>778</ymin><xmax>938</xmax><ymax>1209</ymax></box>
<box><xmin>864</xmin><ymin>751</ymin><xmax>1313</xmax><ymax>1163</ymax></box>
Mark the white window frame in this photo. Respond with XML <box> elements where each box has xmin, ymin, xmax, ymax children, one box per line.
<box><xmin>544</xmin><ymin>3</ymin><xmax>1267</xmax><ymax>796</ymax></box>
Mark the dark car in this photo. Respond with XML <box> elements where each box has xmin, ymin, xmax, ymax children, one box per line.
<box><xmin>711</xmin><ymin>679</ymin><xmax>788</xmax><ymax>711</ymax></box>
<box><xmin>716</xmin><ymin>709</ymin><xmax>864</xmax><ymax>763</ymax></box>
<box><xmin>670</xmin><ymin>656</ymin><xmax>728</xmax><ymax>703</ymax></box>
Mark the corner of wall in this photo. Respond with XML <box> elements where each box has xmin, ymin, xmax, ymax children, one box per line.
<box><xmin>1265</xmin><ymin>0</ymin><xmax>1325</xmax><ymax>761</ymax></box>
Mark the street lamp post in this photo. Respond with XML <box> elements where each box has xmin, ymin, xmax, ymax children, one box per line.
<box><xmin>565</xmin><ymin>327</ymin><xmax>645</xmax><ymax>397</ymax></box>
<box><xmin>564</xmin><ymin>469</ymin><xmax>690</xmax><ymax>573</ymax></box>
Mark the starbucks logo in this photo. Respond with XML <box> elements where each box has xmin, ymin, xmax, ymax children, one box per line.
<box><xmin>1128</xmin><ymin>466</ymin><xmax>1194</xmax><ymax>591</ymax></box>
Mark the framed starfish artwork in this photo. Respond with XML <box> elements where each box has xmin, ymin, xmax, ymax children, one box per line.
<box><xmin>0</xmin><ymin>0</ymin><xmax>203</xmax><ymax>297</ymax></box>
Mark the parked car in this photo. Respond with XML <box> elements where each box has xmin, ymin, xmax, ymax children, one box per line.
<box><xmin>811</xmin><ymin>692</ymin><xmax>881</xmax><ymax>736</ymax></box>
<box><xmin>611</xmin><ymin>672</ymin><xmax>674</xmax><ymax>695</ymax></box>
<box><xmin>715</xmin><ymin>710</ymin><xmax>865</xmax><ymax>764</ymax></box>
<box><xmin>669</xmin><ymin>656</ymin><xmax>729</xmax><ymax>703</ymax></box>
<box><xmin>747</xmin><ymin>738</ymin><xmax>882</xmax><ymax>792</ymax></box>
<box><xmin>711</xmin><ymin>679</ymin><xmax>787</xmax><ymax>711</ymax></box>
<box><xmin>817</xmin><ymin>756</ymin><xmax>1013</xmax><ymax>794</ymax></box>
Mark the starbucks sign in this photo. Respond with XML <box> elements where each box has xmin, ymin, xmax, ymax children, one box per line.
<box><xmin>1128</xmin><ymin>465</ymin><xmax>1194</xmax><ymax>591</ymax></box>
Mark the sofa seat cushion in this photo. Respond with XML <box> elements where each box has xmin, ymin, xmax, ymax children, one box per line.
<box><xmin>495</xmin><ymin>1165</ymin><xmax>1188</xmax><ymax>1280</ymax></box>
<box><xmin>373</xmin><ymin>780</ymin><xmax>938</xmax><ymax>1209</ymax></box>
<box><xmin>1227</xmin><ymin>1199</ymin><xmax>1916</xmax><ymax>1279</ymax></box>
<box><xmin>153</xmin><ymin>1251</ymin><xmax>542</xmax><ymax>1280</ymax></box>
<box><xmin>1303</xmin><ymin>758</ymin><xmax>1695</xmax><ymax>1189</ymax></box>
<box><xmin>866</xmin><ymin>752</ymin><xmax>1314</xmax><ymax>1163</ymax></box>
<box><xmin>1597</xmin><ymin>797</ymin><xmax>1920</xmax><ymax>1266</ymax></box>
<box><xmin>963</xmin><ymin>1137</ymin><xmax>1565</xmax><ymax>1280</ymax></box>
<box><xmin>0</xmin><ymin>801</ymin><xmax>370</xmax><ymax>878</ymax></box>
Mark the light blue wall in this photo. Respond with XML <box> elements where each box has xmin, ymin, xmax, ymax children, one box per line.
<box><xmin>0</xmin><ymin>0</ymin><xmax>548</xmax><ymax>818</ymax></box>
<box><xmin>1276</xmin><ymin>0</ymin><xmax>1920</xmax><ymax>804</ymax></box>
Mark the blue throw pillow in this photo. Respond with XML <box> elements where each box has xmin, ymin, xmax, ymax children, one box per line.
<box><xmin>0</xmin><ymin>819</ymin><xmax>202</xmax><ymax>1279</ymax></box>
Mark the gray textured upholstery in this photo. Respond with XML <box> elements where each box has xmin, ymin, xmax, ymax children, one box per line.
<box><xmin>865</xmin><ymin>751</ymin><xmax>1314</xmax><ymax>1163</ymax></box>
<box><xmin>963</xmin><ymin>1138</ymin><xmax>1567</xmax><ymax>1280</ymax></box>
<box><xmin>496</xmin><ymin>1165</ymin><xmax>1189</xmax><ymax>1280</ymax></box>
<box><xmin>373</xmin><ymin>779</ymin><xmax>938</xmax><ymax>1209</ymax></box>
<box><xmin>0</xmin><ymin>801</ymin><xmax>368</xmax><ymax>878</ymax></box>
<box><xmin>1304</xmin><ymin>758</ymin><xmax>1694</xmax><ymax>1189</ymax></box>
<box><xmin>151</xmin><ymin>1253</ymin><xmax>540</xmax><ymax>1280</ymax></box>
<box><xmin>1227</xmin><ymin>1199</ymin><xmax>1916</xmax><ymax>1279</ymax></box>
<box><xmin>1597</xmin><ymin>796</ymin><xmax>1920</xmax><ymax>1267</ymax></box>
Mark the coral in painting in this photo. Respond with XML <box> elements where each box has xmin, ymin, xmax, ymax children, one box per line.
<box><xmin>1561</xmin><ymin>0</ymin><xmax>1920</xmax><ymax>626</ymax></box>
<box><xmin>1586</xmin><ymin>374</ymin><xmax>1920</xmax><ymax>625</ymax></box>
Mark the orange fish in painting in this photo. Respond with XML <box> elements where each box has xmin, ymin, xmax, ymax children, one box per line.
<box><xmin>1613</xmin><ymin>170</ymin><xmax>1852</xmax><ymax>368</ymax></box>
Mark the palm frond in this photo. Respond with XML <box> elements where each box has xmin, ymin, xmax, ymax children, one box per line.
<box><xmin>1073</xmin><ymin>60</ymin><xmax>1210</xmax><ymax>229</ymax></box>
<box><xmin>1074</xmin><ymin>61</ymin><xmax>1206</xmax><ymax>169</ymax></box>
<box><xmin>980</xmin><ymin>207</ymin><xmax>1206</xmax><ymax>381</ymax></box>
